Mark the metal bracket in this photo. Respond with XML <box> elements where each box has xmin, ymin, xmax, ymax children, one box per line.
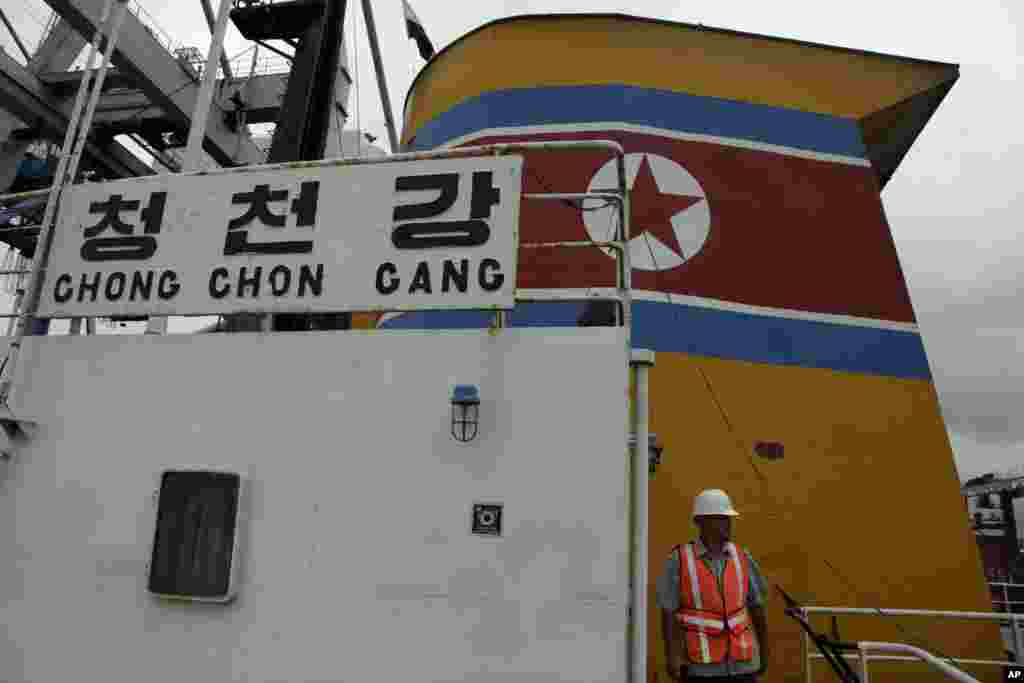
<box><xmin>0</xmin><ymin>401</ymin><xmax>35</xmax><ymax>460</ymax></box>
<box><xmin>778</xmin><ymin>586</ymin><xmax>862</xmax><ymax>683</ymax></box>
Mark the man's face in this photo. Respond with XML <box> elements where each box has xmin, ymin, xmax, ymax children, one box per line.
<box><xmin>696</xmin><ymin>514</ymin><xmax>732</xmax><ymax>544</ymax></box>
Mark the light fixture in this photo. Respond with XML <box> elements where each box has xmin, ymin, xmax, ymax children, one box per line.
<box><xmin>754</xmin><ymin>441</ymin><xmax>785</xmax><ymax>460</ymax></box>
<box><xmin>628</xmin><ymin>433</ymin><xmax>664</xmax><ymax>474</ymax></box>
<box><xmin>450</xmin><ymin>384</ymin><xmax>480</xmax><ymax>443</ymax></box>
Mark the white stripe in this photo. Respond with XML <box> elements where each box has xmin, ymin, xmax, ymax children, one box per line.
<box><xmin>727</xmin><ymin>612</ymin><xmax>748</xmax><ymax>629</ymax></box>
<box><xmin>516</xmin><ymin>288</ymin><xmax>921</xmax><ymax>333</ymax></box>
<box><xmin>728</xmin><ymin>543</ymin><xmax>749</xmax><ymax>660</ymax></box>
<box><xmin>683</xmin><ymin>544</ymin><xmax>712</xmax><ymax>663</ymax></box>
<box><xmin>439</xmin><ymin>122</ymin><xmax>872</xmax><ymax>168</ymax></box>
<box><xmin>728</xmin><ymin>543</ymin><xmax>746</xmax><ymax>606</ymax></box>
<box><xmin>376</xmin><ymin>312</ymin><xmax>405</xmax><ymax>327</ymax></box>
<box><xmin>739</xmin><ymin>629</ymin><xmax>751</xmax><ymax>660</ymax></box>
<box><xmin>683</xmin><ymin>545</ymin><xmax>703</xmax><ymax>610</ymax></box>
<box><xmin>683</xmin><ymin>615</ymin><xmax>727</xmax><ymax>630</ymax></box>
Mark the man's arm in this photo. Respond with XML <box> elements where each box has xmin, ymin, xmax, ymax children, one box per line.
<box><xmin>750</xmin><ymin>603</ymin><xmax>768</xmax><ymax>674</ymax></box>
<box><xmin>656</xmin><ymin>549</ymin><xmax>686</xmax><ymax>681</ymax></box>
<box><xmin>745</xmin><ymin>550</ymin><xmax>770</xmax><ymax>675</ymax></box>
<box><xmin>661</xmin><ymin>608</ymin><xmax>685</xmax><ymax>681</ymax></box>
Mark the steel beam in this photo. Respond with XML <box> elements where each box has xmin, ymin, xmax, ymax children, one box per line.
<box><xmin>38</xmin><ymin>0</ymin><xmax>262</xmax><ymax>166</ymax></box>
<box><xmin>37</xmin><ymin>67</ymin><xmax>137</xmax><ymax>93</ymax></box>
<box><xmin>38</xmin><ymin>71</ymin><xmax>289</xmax><ymax>126</ymax></box>
<box><xmin>198</xmin><ymin>0</ymin><xmax>233</xmax><ymax>80</ymax></box>
<box><xmin>0</xmin><ymin>8</ymin><xmax>32</xmax><ymax>63</ymax></box>
<box><xmin>0</xmin><ymin>48</ymin><xmax>150</xmax><ymax>177</ymax></box>
<box><xmin>27</xmin><ymin>18</ymin><xmax>86</xmax><ymax>74</ymax></box>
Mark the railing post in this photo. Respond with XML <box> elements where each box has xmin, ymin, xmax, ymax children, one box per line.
<box><xmin>1015</xmin><ymin>603</ymin><xmax>1024</xmax><ymax>663</ymax></box>
<box><xmin>858</xmin><ymin>646</ymin><xmax>871</xmax><ymax>683</ymax></box>
<box><xmin>803</xmin><ymin>629</ymin><xmax>813</xmax><ymax>683</ymax></box>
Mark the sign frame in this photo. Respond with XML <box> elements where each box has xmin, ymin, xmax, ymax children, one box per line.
<box><xmin>39</xmin><ymin>155</ymin><xmax>524</xmax><ymax>318</ymax></box>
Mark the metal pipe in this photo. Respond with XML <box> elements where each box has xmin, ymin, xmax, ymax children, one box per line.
<box><xmin>520</xmin><ymin>240</ymin><xmax>623</xmax><ymax>250</ymax></box>
<box><xmin>0</xmin><ymin>0</ymin><xmax>118</xmax><ymax>404</ymax></box>
<box><xmin>809</xmin><ymin>654</ymin><xmax>1017</xmax><ymax>667</ymax></box>
<box><xmin>359</xmin><ymin>0</ymin><xmax>399</xmax><ymax>152</ymax></box>
<box><xmin>522</xmin><ymin>192</ymin><xmax>621</xmax><ymax>205</ymax></box>
<box><xmin>858</xmin><ymin>642</ymin><xmax>980</xmax><ymax>683</ymax></box>
<box><xmin>619</xmin><ymin>153</ymin><xmax>632</xmax><ymax>347</ymax></box>
<box><xmin>859</xmin><ymin>646</ymin><xmax>870</xmax><ymax>683</ymax></box>
<box><xmin>247</xmin><ymin>44</ymin><xmax>260</xmax><ymax>78</ymax></box>
<box><xmin>629</xmin><ymin>349</ymin><xmax>655</xmax><ymax>683</ymax></box>
<box><xmin>1005</xmin><ymin>584</ymin><xmax>1015</xmax><ymax>663</ymax></box>
<box><xmin>1016</xmin><ymin>603</ymin><xmax>1024</xmax><ymax>663</ymax></box>
<box><xmin>0</xmin><ymin>8</ymin><xmax>32</xmax><ymax>63</ymax></box>
<box><xmin>183</xmin><ymin>0</ymin><xmax>233</xmax><ymax>171</ymax></box>
<box><xmin>65</xmin><ymin>0</ymin><xmax>130</xmax><ymax>190</ymax></box>
<box><xmin>198</xmin><ymin>0</ymin><xmax>233</xmax><ymax>79</ymax></box>
<box><xmin>0</xmin><ymin>188</ymin><xmax>51</xmax><ymax>204</ymax></box>
<box><xmin>803</xmin><ymin>630</ymin><xmax>813</xmax><ymax>683</ymax></box>
<box><xmin>803</xmin><ymin>606</ymin><xmax>1024</xmax><ymax>621</ymax></box>
<box><xmin>33</xmin><ymin>0</ymin><xmax>128</xmax><ymax>351</ymax></box>
<box><xmin>253</xmin><ymin>39</ymin><xmax>292</xmax><ymax>62</ymax></box>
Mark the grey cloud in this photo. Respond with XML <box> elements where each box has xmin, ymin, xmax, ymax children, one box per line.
<box><xmin>940</xmin><ymin>392</ymin><xmax>1019</xmax><ymax>445</ymax></box>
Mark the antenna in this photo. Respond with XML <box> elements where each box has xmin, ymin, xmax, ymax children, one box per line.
<box><xmin>359</xmin><ymin>0</ymin><xmax>399</xmax><ymax>152</ymax></box>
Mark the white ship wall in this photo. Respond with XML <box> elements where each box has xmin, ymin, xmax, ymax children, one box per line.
<box><xmin>0</xmin><ymin>327</ymin><xmax>629</xmax><ymax>683</ymax></box>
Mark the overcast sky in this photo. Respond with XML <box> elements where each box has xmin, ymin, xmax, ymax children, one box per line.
<box><xmin>1</xmin><ymin>0</ymin><xmax>1021</xmax><ymax>480</ymax></box>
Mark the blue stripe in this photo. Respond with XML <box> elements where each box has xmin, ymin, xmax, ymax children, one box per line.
<box><xmin>379</xmin><ymin>301</ymin><xmax>931</xmax><ymax>380</ymax></box>
<box><xmin>410</xmin><ymin>85</ymin><xmax>868</xmax><ymax>159</ymax></box>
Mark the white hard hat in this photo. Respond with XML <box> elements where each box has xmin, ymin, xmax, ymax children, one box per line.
<box><xmin>693</xmin><ymin>489</ymin><xmax>740</xmax><ymax>518</ymax></box>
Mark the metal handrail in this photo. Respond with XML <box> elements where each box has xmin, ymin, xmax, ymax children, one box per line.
<box><xmin>857</xmin><ymin>642</ymin><xmax>981</xmax><ymax>683</ymax></box>
<box><xmin>802</xmin><ymin>606</ymin><xmax>1024</xmax><ymax>620</ymax></box>
<box><xmin>991</xmin><ymin>581</ymin><xmax>1024</xmax><ymax>608</ymax></box>
<box><xmin>802</xmin><ymin>606</ymin><xmax>1024</xmax><ymax>683</ymax></box>
<box><xmin>811</xmin><ymin>653</ymin><xmax>1013</xmax><ymax>666</ymax></box>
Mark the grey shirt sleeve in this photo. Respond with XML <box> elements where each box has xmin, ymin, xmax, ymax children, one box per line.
<box><xmin>745</xmin><ymin>550</ymin><xmax>769</xmax><ymax>608</ymax></box>
<box><xmin>656</xmin><ymin>548</ymin><xmax>680</xmax><ymax>611</ymax></box>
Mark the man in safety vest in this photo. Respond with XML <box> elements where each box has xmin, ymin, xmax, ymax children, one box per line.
<box><xmin>656</xmin><ymin>489</ymin><xmax>769</xmax><ymax>682</ymax></box>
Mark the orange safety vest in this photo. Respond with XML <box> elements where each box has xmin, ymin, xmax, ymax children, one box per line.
<box><xmin>672</xmin><ymin>541</ymin><xmax>755</xmax><ymax>665</ymax></box>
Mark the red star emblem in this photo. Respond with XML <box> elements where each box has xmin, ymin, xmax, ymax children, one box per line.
<box><xmin>629</xmin><ymin>155</ymin><xmax>703</xmax><ymax>257</ymax></box>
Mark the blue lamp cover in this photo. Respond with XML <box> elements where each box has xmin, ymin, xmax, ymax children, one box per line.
<box><xmin>451</xmin><ymin>384</ymin><xmax>481</xmax><ymax>405</ymax></box>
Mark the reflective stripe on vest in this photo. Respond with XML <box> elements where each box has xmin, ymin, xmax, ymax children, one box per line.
<box><xmin>673</xmin><ymin>541</ymin><xmax>754</xmax><ymax>664</ymax></box>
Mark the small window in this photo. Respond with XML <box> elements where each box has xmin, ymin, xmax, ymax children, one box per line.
<box><xmin>147</xmin><ymin>469</ymin><xmax>243</xmax><ymax>603</ymax></box>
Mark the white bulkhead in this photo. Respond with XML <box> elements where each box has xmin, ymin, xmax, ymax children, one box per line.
<box><xmin>0</xmin><ymin>327</ymin><xmax>629</xmax><ymax>683</ymax></box>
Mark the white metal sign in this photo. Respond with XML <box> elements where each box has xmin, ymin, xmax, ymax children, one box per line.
<box><xmin>39</xmin><ymin>156</ymin><xmax>523</xmax><ymax>317</ymax></box>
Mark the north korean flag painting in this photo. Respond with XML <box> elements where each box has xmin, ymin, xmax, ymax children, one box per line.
<box><xmin>386</xmin><ymin>85</ymin><xmax>930</xmax><ymax>380</ymax></box>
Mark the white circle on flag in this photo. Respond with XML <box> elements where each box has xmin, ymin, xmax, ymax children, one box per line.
<box><xmin>583</xmin><ymin>153</ymin><xmax>711</xmax><ymax>271</ymax></box>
